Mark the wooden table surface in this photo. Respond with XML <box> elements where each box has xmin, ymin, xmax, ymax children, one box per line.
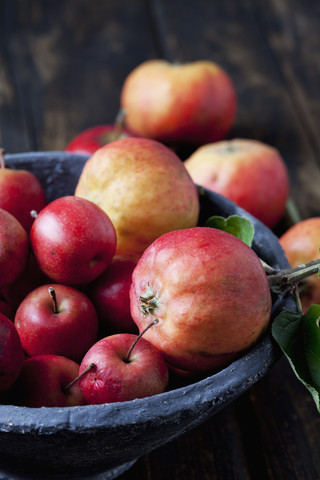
<box><xmin>1</xmin><ymin>1</ymin><xmax>320</xmax><ymax>479</ymax></box>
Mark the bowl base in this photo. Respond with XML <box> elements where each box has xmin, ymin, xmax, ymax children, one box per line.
<box><xmin>0</xmin><ymin>459</ymin><xmax>137</xmax><ymax>480</ymax></box>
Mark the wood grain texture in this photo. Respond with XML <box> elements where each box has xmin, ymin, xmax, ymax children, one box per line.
<box><xmin>1</xmin><ymin>0</ymin><xmax>320</xmax><ymax>478</ymax></box>
<box><xmin>157</xmin><ymin>0</ymin><xmax>320</xmax><ymax>219</ymax></box>
<box><xmin>0</xmin><ymin>0</ymin><xmax>157</xmax><ymax>152</ymax></box>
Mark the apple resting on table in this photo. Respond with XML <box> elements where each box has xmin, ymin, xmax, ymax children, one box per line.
<box><xmin>9</xmin><ymin>354</ymin><xmax>86</xmax><ymax>408</ymax></box>
<box><xmin>14</xmin><ymin>284</ymin><xmax>99</xmax><ymax>362</ymax></box>
<box><xmin>30</xmin><ymin>196</ymin><xmax>117</xmax><ymax>285</ymax></box>
<box><xmin>120</xmin><ymin>59</ymin><xmax>237</xmax><ymax>146</ymax></box>
<box><xmin>0</xmin><ymin>208</ymin><xmax>29</xmax><ymax>289</ymax></box>
<box><xmin>0</xmin><ymin>148</ymin><xmax>46</xmax><ymax>232</ymax></box>
<box><xmin>65</xmin><ymin>124</ymin><xmax>135</xmax><ymax>156</ymax></box>
<box><xmin>78</xmin><ymin>333</ymin><xmax>169</xmax><ymax>404</ymax></box>
<box><xmin>0</xmin><ymin>313</ymin><xmax>25</xmax><ymax>395</ymax></box>
<box><xmin>130</xmin><ymin>227</ymin><xmax>272</xmax><ymax>374</ymax></box>
<box><xmin>75</xmin><ymin>137</ymin><xmax>199</xmax><ymax>257</ymax></box>
<box><xmin>184</xmin><ymin>138</ymin><xmax>290</xmax><ymax>229</ymax></box>
<box><xmin>279</xmin><ymin>217</ymin><xmax>320</xmax><ymax>313</ymax></box>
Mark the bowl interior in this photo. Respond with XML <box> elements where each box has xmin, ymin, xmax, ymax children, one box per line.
<box><xmin>0</xmin><ymin>151</ymin><xmax>297</xmax><ymax>479</ymax></box>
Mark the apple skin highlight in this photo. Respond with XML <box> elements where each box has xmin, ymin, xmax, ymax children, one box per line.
<box><xmin>130</xmin><ymin>227</ymin><xmax>272</xmax><ymax>373</ymax></box>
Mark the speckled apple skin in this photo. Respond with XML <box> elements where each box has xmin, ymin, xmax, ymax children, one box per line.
<box><xmin>30</xmin><ymin>196</ymin><xmax>117</xmax><ymax>285</ymax></box>
<box><xmin>14</xmin><ymin>284</ymin><xmax>99</xmax><ymax>362</ymax></box>
<box><xmin>79</xmin><ymin>334</ymin><xmax>169</xmax><ymax>404</ymax></box>
<box><xmin>185</xmin><ymin>138</ymin><xmax>289</xmax><ymax>229</ymax></box>
<box><xmin>130</xmin><ymin>227</ymin><xmax>272</xmax><ymax>372</ymax></box>
<box><xmin>121</xmin><ymin>59</ymin><xmax>237</xmax><ymax>145</ymax></box>
<box><xmin>75</xmin><ymin>137</ymin><xmax>200</xmax><ymax>257</ymax></box>
<box><xmin>0</xmin><ymin>152</ymin><xmax>296</xmax><ymax>480</ymax></box>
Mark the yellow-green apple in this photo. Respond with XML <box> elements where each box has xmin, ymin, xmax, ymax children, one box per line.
<box><xmin>279</xmin><ymin>217</ymin><xmax>320</xmax><ymax>312</ymax></box>
<box><xmin>30</xmin><ymin>196</ymin><xmax>117</xmax><ymax>285</ymax></box>
<box><xmin>130</xmin><ymin>227</ymin><xmax>272</xmax><ymax>374</ymax></box>
<box><xmin>0</xmin><ymin>208</ymin><xmax>29</xmax><ymax>289</ymax></box>
<box><xmin>0</xmin><ymin>313</ymin><xmax>25</xmax><ymax>394</ymax></box>
<box><xmin>65</xmin><ymin>124</ymin><xmax>135</xmax><ymax>156</ymax></box>
<box><xmin>0</xmin><ymin>149</ymin><xmax>46</xmax><ymax>232</ymax></box>
<box><xmin>75</xmin><ymin>137</ymin><xmax>199</xmax><ymax>257</ymax></box>
<box><xmin>184</xmin><ymin>138</ymin><xmax>290</xmax><ymax>229</ymax></box>
<box><xmin>9</xmin><ymin>354</ymin><xmax>86</xmax><ymax>407</ymax></box>
<box><xmin>120</xmin><ymin>59</ymin><xmax>237</xmax><ymax>146</ymax></box>
<box><xmin>87</xmin><ymin>256</ymin><xmax>139</xmax><ymax>335</ymax></box>
<box><xmin>77</xmin><ymin>333</ymin><xmax>169</xmax><ymax>404</ymax></box>
<box><xmin>14</xmin><ymin>284</ymin><xmax>99</xmax><ymax>362</ymax></box>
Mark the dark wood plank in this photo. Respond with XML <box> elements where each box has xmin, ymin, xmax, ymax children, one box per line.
<box><xmin>249</xmin><ymin>357</ymin><xmax>320</xmax><ymax>479</ymax></box>
<box><xmin>1</xmin><ymin>1</ymin><xmax>320</xmax><ymax>479</ymax></box>
<box><xmin>151</xmin><ymin>1</ymin><xmax>320</xmax><ymax>478</ymax></box>
<box><xmin>119</xmin><ymin>402</ymin><xmax>251</xmax><ymax>480</ymax></box>
<box><xmin>158</xmin><ymin>0</ymin><xmax>320</xmax><ymax>220</ymax></box>
<box><xmin>0</xmin><ymin>0</ymin><xmax>158</xmax><ymax>153</ymax></box>
<box><xmin>0</xmin><ymin>2</ymin><xmax>33</xmax><ymax>152</ymax></box>
<box><xmin>249</xmin><ymin>0</ymin><xmax>320</xmax><ymax>158</ymax></box>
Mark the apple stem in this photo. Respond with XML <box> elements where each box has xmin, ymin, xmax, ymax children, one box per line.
<box><xmin>48</xmin><ymin>287</ymin><xmax>58</xmax><ymax>314</ymax></box>
<box><xmin>267</xmin><ymin>259</ymin><xmax>320</xmax><ymax>291</ymax></box>
<box><xmin>125</xmin><ymin>318</ymin><xmax>159</xmax><ymax>363</ymax></box>
<box><xmin>63</xmin><ymin>363</ymin><xmax>96</xmax><ymax>391</ymax></box>
<box><xmin>0</xmin><ymin>148</ymin><xmax>5</xmax><ymax>169</ymax></box>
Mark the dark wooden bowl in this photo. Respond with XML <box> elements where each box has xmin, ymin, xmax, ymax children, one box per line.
<box><xmin>0</xmin><ymin>152</ymin><xmax>296</xmax><ymax>480</ymax></box>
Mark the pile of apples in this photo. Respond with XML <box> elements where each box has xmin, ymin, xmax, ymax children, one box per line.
<box><xmin>0</xmin><ymin>59</ymin><xmax>317</xmax><ymax>409</ymax></box>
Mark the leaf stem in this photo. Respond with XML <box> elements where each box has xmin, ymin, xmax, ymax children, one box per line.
<box><xmin>267</xmin><ymin>259</ymin><xmax>320</xmax><ymax>289</ymax></box>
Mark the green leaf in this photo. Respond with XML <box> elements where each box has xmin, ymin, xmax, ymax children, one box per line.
<box><xmin>272</xmin><ymin>305</ymin><xmax>320</xmax><ymax>412</ymax></box>
<box><xmin>205</xmin><ymin>214</ymin><xmax>255</xmax><ymax>247</ymax></box>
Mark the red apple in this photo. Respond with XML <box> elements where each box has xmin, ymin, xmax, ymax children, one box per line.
<box><xmin>10</xmin><ymin>354</ymin><xmax>86</xmax><ymax>407</ymax></box>
<box><xmin>2</xmin><ymin>252</ymin><xmax>50</xmax><ymax>314</ymax></box>
<box><xmin>78</xmin><ymin>333</ymin><xmax>169</xmax><ymax>404</ymax></box>
<box><xmin>0</xmin><ymin>312</ymin><xmax>24</xmax><ymax>394</ymax></box>
<box><xmin>120</xmin><ymin>59</ymin><xmax>237</xmax><ymax>146</ymax></box>
<box><xmin>75</xmin><ymin>137</ymin><xmax>200</xmax><ymax>257</ymax></box>
<box><xmin>0</xmin><ymin>149</ymin><xmax>46</xmax><ymax>232</ymax></box>
<box><xmin>87</xmin><ymin>256</ymin><xmax>139</xmax><ymax>335</ymax></box>
<box><xmin>184</xmin><ymin>138</ymin><xmax>290</xmax><ymax>229</ymax></box>
<box><xmin>130</xmin><ymin>227</ymin><xmax>272</xmax><ymax>373</ymax></box>
<box><xmin>65</xmin><ymin>124</ymin><xmax>135</xmax><ymax>155</ymax></box>
<box><xmin>279</xmin><ymin>217</ymin><xmax>320</xmax><ymax>312</ymax></box>
<box><xmin>0</xmin><ymin>298</ymin><xmax>14</xmax><ymax>321</ymax></box>
<box><xmin>0</xmin><ymin>208</ymin><xmax>29</xmax><ymax>289</ymax></box>
<box><xmin>30</xmin><ymin>195</ymin><xmax>117</xmax><ymax>285</ymax></box>
<box><xmin>14</xmin><ymin>284</ymin><xmax>99</xmax><ymax>362</ymax></box>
